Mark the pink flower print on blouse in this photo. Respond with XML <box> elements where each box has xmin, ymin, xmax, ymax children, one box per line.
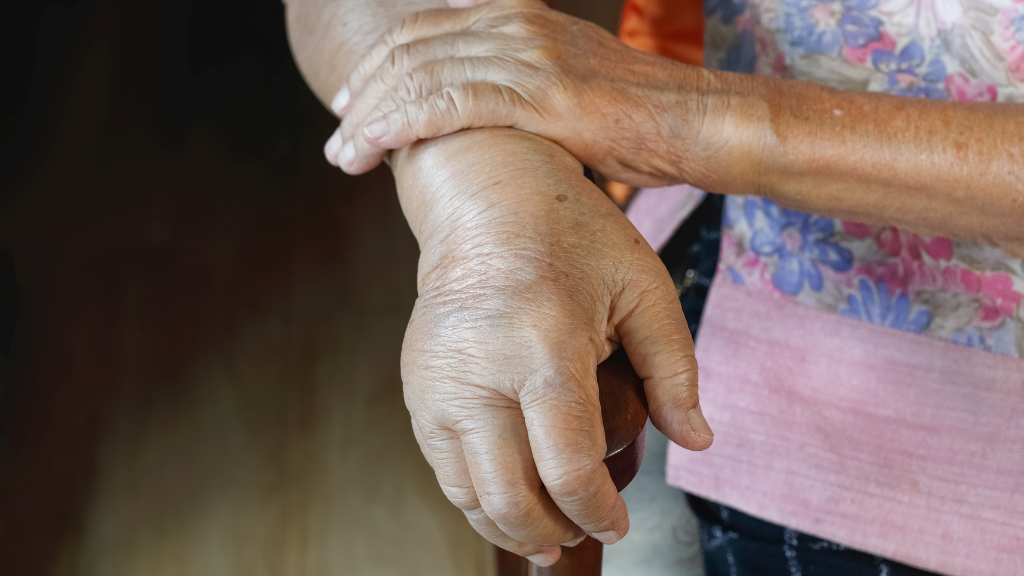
<box><xmin>857</xmin><ymin>259</ymin><xmax>934</xmax><ymax>293</ymax></box>
<box><xmin>842</xmin><ymin>222</ymin><xmax>953</xmax><ymax>261</ymax></box>
<box><xmin>843</xmin><ymin>30</ymin><xmax>896</xmax><ymax>64</ymax></box>
<box><xmin>959</xmin><ymin>270</ymin><xmax>1024</xmax><ymax>321</ymax></box>
<box><xmin>945</xmin><ymin>72</ymin><xmax>998</xmax><ymax>102</ymax></box>
<box><xmin>843</xmin><ymin>222</ymin><xmax>955</xmax><ymax>293</ymax></box>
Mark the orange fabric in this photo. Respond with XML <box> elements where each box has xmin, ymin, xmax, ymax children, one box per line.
<box><xmin>618</xmin><ymin>0</ymin><xmax>704</xmax><ymax>67</ymax></box>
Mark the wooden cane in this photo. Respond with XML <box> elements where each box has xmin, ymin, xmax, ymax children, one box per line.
<box><xmin>495</xmin><ymin>348</ymin><xmax>649</xmax><ymax>576</ymax></box>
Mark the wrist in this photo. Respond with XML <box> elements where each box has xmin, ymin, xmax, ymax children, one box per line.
<box><xmin>667</xmin><ymin>68</ymin><xmax>775</xmax><ymax>196</ymax></box>
<box><xmin>392</xmin><ymin>128</ymin><xmax>585</xmax><ymax>238</ymax></box>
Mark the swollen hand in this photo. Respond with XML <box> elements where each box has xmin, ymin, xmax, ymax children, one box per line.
<box><xmin>323</xmin><ymin>0</ymin><xmax>723</xmax><ymax>188</ymax></box>
<box><xmin>392</xmin><ymin>129</ymin><xmax>713</xmax><ymax>567</ymax></box>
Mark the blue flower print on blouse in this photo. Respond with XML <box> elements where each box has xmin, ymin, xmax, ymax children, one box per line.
<box><xmin>722</xmin><ymin>29</ymin><xmax>757</xmax><ymax>73</ymax></box>
<box><xmin>951</xmin><ymin>327</ymin><xmax>987</xmax><ymax>350</ymax></box>
<box><xmin>726</xmin><ymin>267</ymin><xmax>746</xmax><ymax>285</ymax></box>
<box><xmin>1014</xmin><ymin>11</ymin><xmax>1024</xmax><ymax>45</ymax></box>
<box><xmin>783</xmin><ymin>0</ymin><xmax>883</xmax><ymax>55</ymax></box>
<box><xmin>951</xmin><ymin>323</ymin><xmax>1018</xmax><ymax>356</ymax></box>
<box><xmin>841</xmin><ymin>279</ymin><xmax>932</xmax><ymax>333</ymax></box>
<box><xmin>745</xmin><ymin>198</ymin><xmax>854</xmax><ymax>295</ymax></box>
<box><xmin>707</xmin><ymin>0</ymin><xmax>748</xmax><ymax>24</ymax></box>
<box><xmin>871</xmin><ymin>42</ymin><xmax>948</xmax><ymax>99</ymax></box>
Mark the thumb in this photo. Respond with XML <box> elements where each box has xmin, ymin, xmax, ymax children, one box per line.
<box><xmin>615</xmin><ymin>277</ymin><xmax>713</xmax><ymax>452</ymax></box>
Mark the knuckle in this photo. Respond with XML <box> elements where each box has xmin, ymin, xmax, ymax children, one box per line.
<box><xmin>441</xmin><ymin>482</ymin><xmax>481</xmax><ymax>512</ymax></box>
<box><xmin>444</xmin><ymin>86</ymin><xmax>466</xmax><ymax>116</ymax></box>
<box><xmin>396</xmin><ymin>106</ymin><xmax>419</xmax><ymax>135</ymax></box>
<box><xmin>397</xmin><ymin>72</ymin><xmax>421</xmax><ymax>101</ymax></box>
<box><xmin>511</xmin><ymin>10</ymin><xmax>551</xmax><ymax>36</ymax></box>
<box><xmin>387</xmin><ymin>13</ymin><xmax>422</xmax><ymax>47</ymax></box>
<box><xmin>543</xmin><ymin>471</ymin><xmax>588</xmax><ymax>499</ymax></box>
<box><xmin>479</xmin><ymin>490</ymin><xmax>531</xmax><ymax>530</ymax></box>
<box><xmin>384</xmin><ymin>44</ymin><xmax>411</xmax><ymax>78</ymax></box>
<box><xmin>527</xmin><ymin>39</ymin><xmax>563</xmax><ymax>64</ymax></box>
<box><xmin>496</xmin><ymin>85</ymin><xmax>525</xmax><ymax>114</ymax></box>
<box><xmin>538</xmin><ymin>458</ymin><xmax>600</xmax><ymax>500</ymax></box>
<box><xmin>431</xmin><ymin>86</ymin><xmax>465</xmax><ymax>121</ymax></box>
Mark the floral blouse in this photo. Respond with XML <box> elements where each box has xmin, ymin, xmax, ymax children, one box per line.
<box><xmin>706</xmin><ymin>0</ymin><xmax>1024</xmax><ymax>357</ymax></box>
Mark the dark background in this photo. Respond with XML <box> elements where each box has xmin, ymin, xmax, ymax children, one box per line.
<box><xmin>0</xmin><ymin>2</ymin><xmax>465</xmax><ymax>574</ymax></box>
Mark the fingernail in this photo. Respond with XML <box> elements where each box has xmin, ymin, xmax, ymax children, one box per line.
<box><xmin>331</xmin><ymin>86</ymin><xmax>350</xmax><ymax>115</ymax></box>
<box><xmin>364</xmin><ymin>118</ymin><xmax>388</xmax><ymax>140</ymax></box>
<box><xmin>323</xmin><ymin>130</ymin><xmax>342</xmax><ymax>164</ymax></box>
<box><xmin>563</xmin><ymin>535</ymin><xmax>586</xmax><ymax>548</ymax></box>
<box><xmin>592</xmin><ymin>531</ymin><xmax>622</xmax><ymax>545</ymax></box>
<box><xmin>688</xmin><ymin>406</ymin><xmax>714</xmax><ymax>438</ymax></box>
<box><xmin>339</xmin><ymin>141</ymin><xmax>356</xmax><ymax>167</ymax></box>
<box><xmin>526</xmin><ymin>547</ymin><xmax>560</xmax><ymax>567</ymax></box>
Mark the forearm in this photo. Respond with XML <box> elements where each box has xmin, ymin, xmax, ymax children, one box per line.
<box><xmin>701</xmin><ymin>71</ymin><xmax>1024</xmax><ymax>251</ymax></box>
<box><xmin>286</xmin><ymin>0</ymin><xmax>445</xmax><ymax>106</ymax></box>
<box><xmin>286</xmin><ymin>0</ymin><xmax>555</xmax><ymax>105</ymax></box>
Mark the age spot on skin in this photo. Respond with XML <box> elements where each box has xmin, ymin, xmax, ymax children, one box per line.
<box><xmin>555</xmin><ymin>194</ymin><xmax>568</xmax><ymax>202</ymax></box>
<box><xmin>634</xmin><ymin>238</ymin><xmax>640</xmax><ymax>245</ymax></box>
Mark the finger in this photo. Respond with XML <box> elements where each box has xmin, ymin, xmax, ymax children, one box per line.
<box><xmin>338</xmin><ymin>76</ymin><xmax>519</xmax><ymax>173</ymax></box>
<box><xmin>342</xmin><ymin>32</ymin><xmax>507</xmax><ymax>138</ymax></box>
<box><xmin>323</xmin><ymin>126</ymin><xmax>342</xmax><ymax>167</ymax></box>
<box><xmin>352</xmin><ymin>32</ymin><xmax>507</xmax><ymax>109</ymax></box>
<box><xmin>336</xmin><ymin>34</ymin><xmax>509</xmax><ymax>171</ymax></box>
<box><xmin>363</xmin><ymin>82</ymin><xmax>528</xmax><ymax>151</ymax></box>
<box><xmin>463</xmin><ymin>508</ymin><xmax>561</xmax><ymax>567</ymax></box>
<box><xmin>340</xmin><ymin>54</ymin><xmax>513</xmax><ymax>171</ymax></box>
<box><xmin>335</xmin><ymin>82</ymin><xmax>415</xmax><ymax>173</ymax></box>
<box><xmin>335</xmin><ymin>6</ymin><xmax>497</xmax><ymax>116</ymax></box>
<box><xmin>615</xmin><ymin>272</ymin><xmax>714</xmax><ymax>452</ymax></box>
<box><xmin>334</xmin><ymin>124</ymin><xmax>390</xmax><ymax>174</ymax></box>
<box><xmin>457</xmin><ymin>405</ymin><xmax>584</xmax><ymax>546</ymax></box>
<box><xmin>519</xmin><ymin>356</ymin><xmax>631</xmax><ymax>546</ymax></box>
<box><xmin>338</xmin><ymin>55</ymin><xmax>522</xmax><ymax>173</ymax></box>
<box><xmin>353</xmin><ymin>55</ymin><xmax>502</xmax><ymax>135</ymax></box>
<box><xmin>415</xmin><ymin>421</ymin><xmax>565</xmax><ymax>566</ymax></box>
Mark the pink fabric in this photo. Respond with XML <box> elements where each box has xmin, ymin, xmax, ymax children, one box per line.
<box><xmin>668</xmin><ymin>279</ymin><xmax>1024</xmax><ymax>575</ymax></box>
<box><xmin>625</xmin><ymin>185</ymin><xmax>706</xmax><ymax>253</ymax></box>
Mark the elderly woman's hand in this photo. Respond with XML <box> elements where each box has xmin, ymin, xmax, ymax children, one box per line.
<box><xmin>324</xmin><ymin>0</ymin><xmax>761</xmax><ymax>191</ymax></box>
<box><xmin>391</xmin><ymin>128</ymin><xmax>713</xmax><ymax>566</ymax></box>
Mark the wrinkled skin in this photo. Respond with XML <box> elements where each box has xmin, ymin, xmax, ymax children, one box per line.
<box><xmin>325</xmin><ymin>0</ymin><xmax>736</xmax><ymax>189</ymax></box>
<box><xmin>392</xmin><ymin>127</ymin><xmax>713</xmax><ymax>566</ymax></box>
